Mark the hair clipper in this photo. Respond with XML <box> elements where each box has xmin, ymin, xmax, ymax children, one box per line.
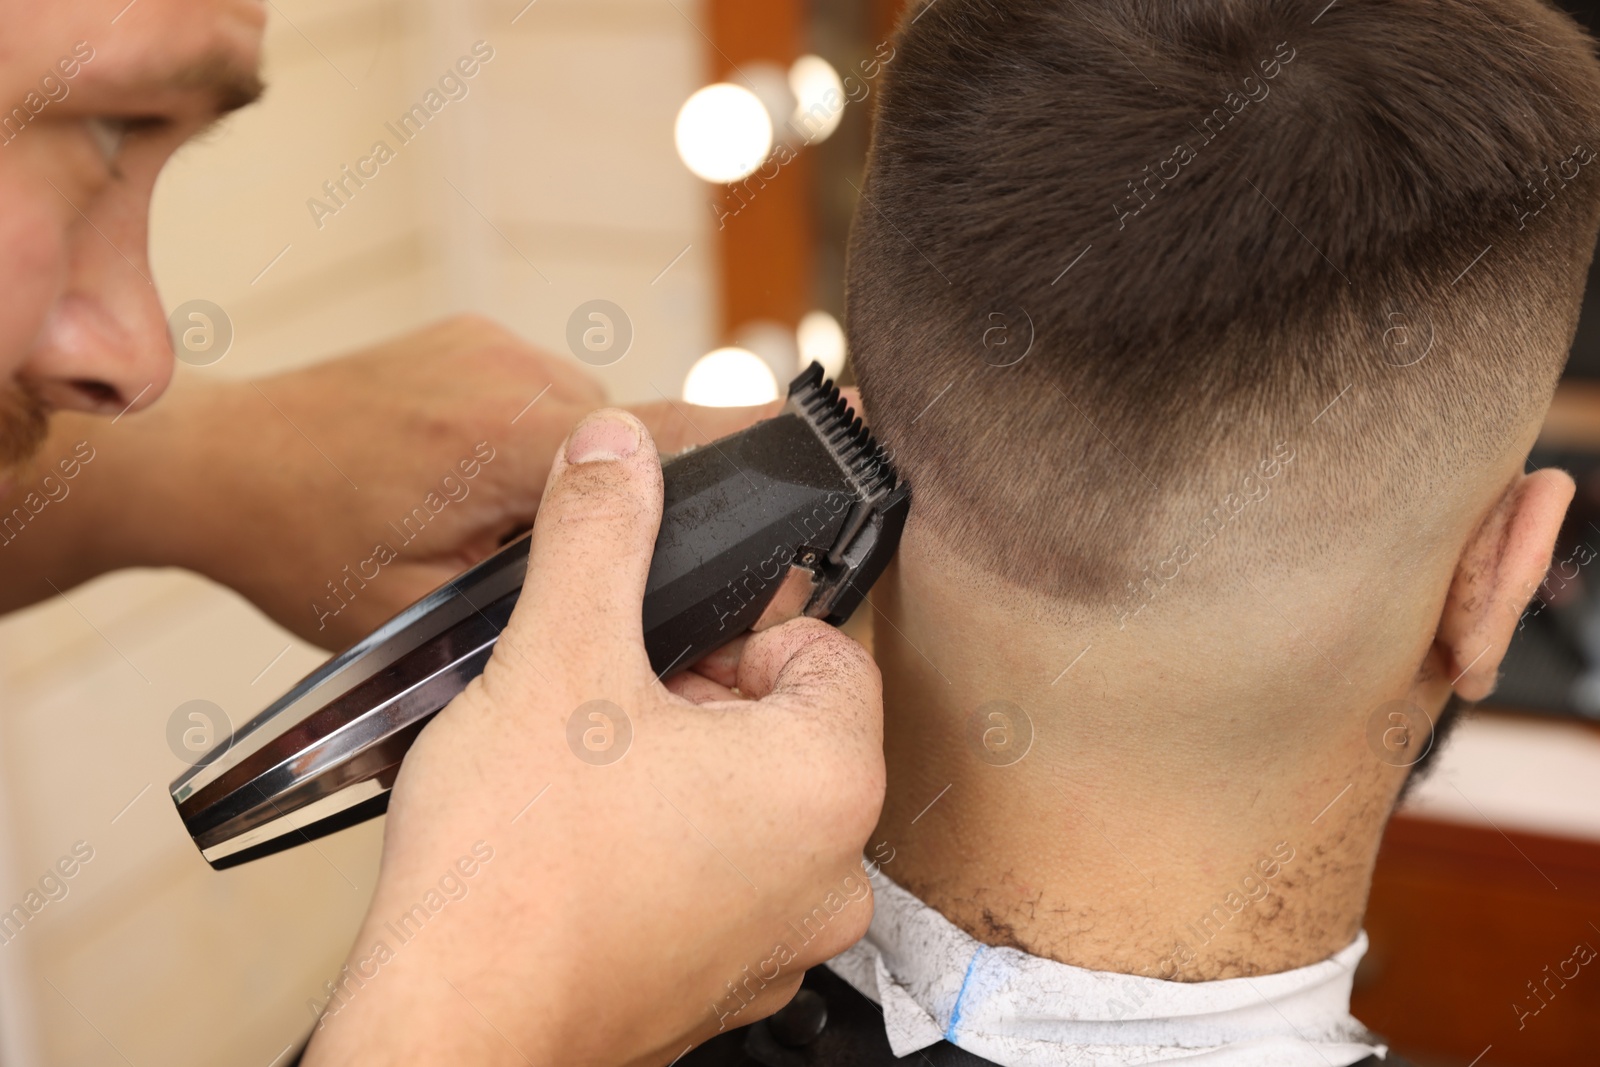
<box><xmin>170</xmin><ymin>363</ymin><xmax>908</xmax><ymax>868</ymax></box>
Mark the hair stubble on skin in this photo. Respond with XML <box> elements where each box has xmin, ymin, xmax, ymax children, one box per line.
<box><xmin>172</xmin><ymin>51</ymin><xmax>266</xmax><ymax>116</ymax></box>
<box><xmin>0</xmin><ymin>380</ymin><xmax>50</xmax><ymax>470</ymax></box>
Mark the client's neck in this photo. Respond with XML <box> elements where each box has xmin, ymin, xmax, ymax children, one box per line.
<box><xmin>868</xmin><ymin>529</ymin><xmax>1419</xmax><ymax>981</ymax></box>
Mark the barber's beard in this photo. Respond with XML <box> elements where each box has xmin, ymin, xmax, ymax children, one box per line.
<box><xmin>0</xmin><ymin>380</ymin><xmax>51</xmax><ymax>474</ymax></box>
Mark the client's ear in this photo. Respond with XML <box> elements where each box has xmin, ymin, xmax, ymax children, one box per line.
<box><xmin>1436</xmin><ymin>467</ymin><xmax>1575</xmax><ymax>701</ymax></box>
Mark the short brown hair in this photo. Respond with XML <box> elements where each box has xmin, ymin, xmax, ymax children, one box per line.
<box><xmin>849</xmin><ymin>0</ymin><xmax>1600</xmax><ymax>604</ymax></box>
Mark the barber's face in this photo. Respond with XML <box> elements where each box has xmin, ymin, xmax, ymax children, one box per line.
<box><xmin>0</xmin><ymin>0</ymin><xmax>264</xmax><ymax>472</ymax></box>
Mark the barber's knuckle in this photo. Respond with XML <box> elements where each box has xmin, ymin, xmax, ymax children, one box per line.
<box><xmin>763</xmin><ymin>619</ymin><xmax>830</xmax><ymax>670</ymax></box>
<box><xmin>832</xmin><ymin>631</ymin><xmax>880</xmax><ymax>687</ymax></box>
<box><xmin>484</xmin><ymin>340</ymin><xmax>543</xmax><ymax>377</ymax></box>
<box><xmin>410</xmin><ymin>407</ymin><xmax>463</xmax><ymax>446</ymax></box>
<box><xmin>444</xmin><ymin>314</ymin><xmax>536</xmax><ymax>367</ymax></box>
<box><xmin>800</xmin><ymin>629</ymin><xmax>880</xmax><ymax>712</ymax></box>
<box><xmin>801</xmin><ymin>618</ymin><xmax>870</xmax><ymax>667</ymax></box>
<box><xmin>444</xmin><ymin>311</ymin><xmax>507</xmax><ymax>342</ymax></box>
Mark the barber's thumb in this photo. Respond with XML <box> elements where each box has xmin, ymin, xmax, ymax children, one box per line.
<box><xmin>500</xmin><ymin>409</ymin><xmax>663</xmax><ymax>677</ymax></box>
<box><xmin>738</xmin><ymin>617</ymin><xmax>882</xmax><ymax>735</ymax></box>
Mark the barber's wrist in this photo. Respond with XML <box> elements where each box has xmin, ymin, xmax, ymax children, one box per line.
<box><xmin>304</xmin><ymin>894</ymin><xmax>578</xmax><ymax>1065</ymax></box>
<box><xmin>302</xmin><ymin>971</ymin><xmax>567</xmax><ymax>1066</ymax></box>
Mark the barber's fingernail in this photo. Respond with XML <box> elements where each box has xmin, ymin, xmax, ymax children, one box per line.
<box><xmin>566</xmin><ymin>413</ymin><xmax>640</xmax><ymax>464</ymax></box>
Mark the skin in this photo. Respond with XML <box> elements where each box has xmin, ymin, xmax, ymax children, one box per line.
<box><xmin>0</xmin><ymin>315</ymin><xmax>783</xmax><ymax>648</ymax></box>
<box><xmin>12</xmin><ymin>0</ymin><xmax>1563</xmax><ymax>1054</ymax></box>
<box><xmin>304</xmin><ymin>412</ymin><xmax>885</xmax><ymax>1065</ymax></box>
<box><xmin>0</xmin><ymin>1</ymin><xmax>889</xmax><ymax>1060</ymax></box>
<box><xmin>0</xmin><ymin>0</ymin><xmax>782</xmax><ymax>649</ymax></box>
<box><xmin>867</xmin><ymin>413</ymin><xmax>1573</xmax><ymax>980</ymax></box>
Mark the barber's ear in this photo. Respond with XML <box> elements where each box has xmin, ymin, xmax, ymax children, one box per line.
<box><xmin>1436</xmin><ymin>468</ymin><xmax>1575</xmax><ymax>701</ymax></box>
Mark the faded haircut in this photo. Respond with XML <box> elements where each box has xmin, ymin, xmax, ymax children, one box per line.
<box><xmin>848</xmin><ymin>0</ymin><xmax>1600</xmax><ymax>603</ymax></box>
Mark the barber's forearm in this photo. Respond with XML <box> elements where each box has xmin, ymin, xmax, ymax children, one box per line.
<box><xmin>0</xmin><ymin>378</ymin><xmax>227</xmax><ymax>612</ymax></box>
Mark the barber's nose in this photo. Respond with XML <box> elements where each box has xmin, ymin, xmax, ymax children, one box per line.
<box><xmin>21</xmin><ymin>198</ymin><xmax>175</xmax><ymax>417</ymax></box>
<box><xmin>28</xmin><ymin>290</ymin><xmax>175</xmax><ymax>416</ymax></box>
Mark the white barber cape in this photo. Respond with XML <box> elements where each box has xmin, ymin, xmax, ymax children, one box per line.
<box><xmin>827</xmin><ymin>870</ymin><xmax>1388</xmax><ymax>1067</ymax></box>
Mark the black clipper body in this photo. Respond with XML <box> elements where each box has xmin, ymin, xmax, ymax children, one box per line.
<box><xmin>644</xmin><ymin>364</ymin><xmax>906</xmax><ymax>672</ymax></box>
<box><xmin>171</xmin><ymin>364</ymin><xmax>908</xmax><ymax>868</ymax></box>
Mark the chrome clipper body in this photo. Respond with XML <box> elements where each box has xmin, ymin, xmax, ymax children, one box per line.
<box><xmin>172</xmin><ymin>364</ymin><xmax>908</xmax><ymax>868</ymax></box>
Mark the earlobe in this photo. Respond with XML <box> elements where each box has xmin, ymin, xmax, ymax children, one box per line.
<box><xmin>1435</xmin><ymin>468</ymin><xmax>1575</xmax><ymax>701</ymax></box>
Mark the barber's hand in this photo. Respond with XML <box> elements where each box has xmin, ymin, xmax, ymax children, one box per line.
<box><xmin>66</xmin><ymin>315</ymin><xmax>779</xmax><ymax>648</ymax></box>
<box><xmin>228</xmin><ymin>317</ymin><xmax>787</xmax><ymax>647</ymax></box>
<box><xmin>302</xmin><ymin>409</ymin><xmax>885</xmax><ymax>1067</ymax></box>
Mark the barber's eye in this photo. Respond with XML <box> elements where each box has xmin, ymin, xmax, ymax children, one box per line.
<box><xmin>84</xmin><ymin>116</ymin><xmax>166</xmax><ymax>167</ymax></box>
<box><xmin>85</xmin><ymin>118</ymin><xmax>129</xmax><ymax>164</ymax></box>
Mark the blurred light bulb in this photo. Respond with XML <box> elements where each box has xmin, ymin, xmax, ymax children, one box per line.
<box><xmin>675</xmin><ymin>84</ymin><xmax>773</xmax><ymax>183</ymax></box>
<box><xmin>683</xmin><ymin>347</ymin><xmax>781</xmax><ymax>407</ymax></box>
<box><xmin>788</xmin><ymin>55</ymin><xmax>846</xmax><ymax>144</ymax></box>
<box><xmin>796</xmin><ymin>310</ymin><xmax>847</xmax><ymax>379</ymax></box>
<box><xmin>741</xmin><ymin>62</ymin><xmax>798</xmax><ymax>143</ymax></box>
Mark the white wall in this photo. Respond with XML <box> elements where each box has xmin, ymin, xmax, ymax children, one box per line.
<box><xmin>0</xmin><ymin>1</ymin><xmax>715</xmax><ymax>1063</ymax></box>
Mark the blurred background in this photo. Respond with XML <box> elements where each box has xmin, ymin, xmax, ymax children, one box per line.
<box><xmin>1</xmin><ymin>0</ymin><xmax>1599</xmax><ymax>1064</ymax></box>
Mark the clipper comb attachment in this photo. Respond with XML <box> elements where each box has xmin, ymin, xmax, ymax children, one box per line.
<box><xmin>171</xmin><ymin>364</ymin><xmax>909</xmax><ymax>867</ymax></box>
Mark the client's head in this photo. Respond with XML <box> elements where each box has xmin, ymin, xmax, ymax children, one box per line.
<box><xmin>849</xmin><ymin>0</ymin><xmax>1600</xmax><ymax>976</ymax></box>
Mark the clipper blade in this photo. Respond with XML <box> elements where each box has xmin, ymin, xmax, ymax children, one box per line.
<box><xmin>171</xmin><ymin>364</ymin><xmax>908</xmax><ymax>868</ymax></box>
